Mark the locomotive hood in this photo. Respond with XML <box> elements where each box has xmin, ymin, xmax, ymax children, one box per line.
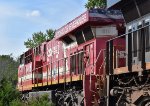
<box><xmin>55</xmin><ymin>9</ymin><xmax>124</xmax><ymax>40</ymax></box>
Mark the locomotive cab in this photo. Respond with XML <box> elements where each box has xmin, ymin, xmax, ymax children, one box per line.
<box><xmin>18</xmin><ymin>49</ymin><xmax>33</xmax><ymax>91</ymax></box>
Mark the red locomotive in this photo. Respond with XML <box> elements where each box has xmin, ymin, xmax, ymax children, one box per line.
<box><xmin>18</xmin><ymin>0</ymin><xmax>150</xmax><ymax>105</ymax></box>
<box><xmin>18</xmin><ymin>8</ymin><xmax>125</xmax><ymax>106</ymax></box>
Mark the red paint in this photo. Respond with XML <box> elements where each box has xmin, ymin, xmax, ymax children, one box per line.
<box><xmin>18</xmin><ymin>9</ymin><xmax>125</xmax><ymax>105</ymax></box>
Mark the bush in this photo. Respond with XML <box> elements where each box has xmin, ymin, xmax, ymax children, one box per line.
<box><xmin>0</xmin><ymin>78</ymin><xmax>55</xmax><ymax>106</ymax></box>
<box><xmin>10</xmin><ymin>99</ymin><xmax>24</xmax><ymax>106</ymax></box>
<box><xmin>0</xmin><ymin>78</ymin><xmax>21</xmax><ymax>106</ymax></box>
<box><xmin>0</xmin><ymin>55</ymin><xmax>55</xmax><ymax>106</ymax></box>
<box><xmin>28</xmin><ymin>94</ymin><xmax>55</xmax><ymax>106</ymax></box>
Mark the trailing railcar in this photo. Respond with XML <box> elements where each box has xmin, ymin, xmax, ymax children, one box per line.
<box><xmin>107</xmin><ymin>0</ymin><xmax>150</xmax><ymax>106</ymax></box>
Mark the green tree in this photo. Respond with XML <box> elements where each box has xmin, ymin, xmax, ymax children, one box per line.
<box><xmin>24</xmin><ymin>29</ymin><xmax>55</xmax><ymax>49</ymax></box>
<box><xmin>24</xmin><ymin>38</ymin><xmax>35</xmax><ymax>48</ymax></box>
<box><xmin>10</xmin><ymin>99</ymin><xmax>23</xmax><ymax>106</ymax></box>
<box><xmin>32</xmin><ymin>31</ymin><xmax>46</xmax><ymax>47</ymax></box>
<box><xmin>46</xmin><ymin>29</ymin><xmax>55</xmax><ymax>40</ymax></box>
<box><xmin>0</xmin><ymin>54</ymin><xmax>20</xmax><ymax>106</ymax></box>
<box><xmin>0</xmin><ymin>78</ymin><xmax>20</xmax><ymax>106</ymax></box>
<box><xmin>24</xmin><ymin>31</ymin><xmax>46</xmax><ymax>48</ymax></box>
<box><xmin>0</xmin><ymin>54</ymin><xmax>55</xmax><ymax>106</ymax></box>
<box><xmin>85</xmin><ymin>0</ymin><xmax>107</xmax><ymax>9</ymax></box>
<box><xmin>0</xmin><ymin>55</ymin><xmax>19</xmax><ymax>83</ymax></box>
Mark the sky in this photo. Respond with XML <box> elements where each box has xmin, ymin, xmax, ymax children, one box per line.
<box><xmin>0</xmin><ymin>0</ymin><xmax>119</xmax><ymax>58</ymax></box>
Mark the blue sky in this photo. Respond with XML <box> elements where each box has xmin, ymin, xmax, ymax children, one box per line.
<box><xmin>0</xmin><ymin>0</ymin><xmax>119</xmax><ymax>57</ymax></box>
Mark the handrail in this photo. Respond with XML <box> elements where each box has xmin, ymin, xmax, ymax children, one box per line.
<box><xmin>98</xmin><ymin>57</ymin><xmax>106</xmax><ymax>75</ymax></box>
<box><xmin>20</xmin><ymin>51</ymin><xmax>85</xmax><ymax>85</ymax></box>
<box><xmin>22</xmin><ymin>51</ymin><xmax>84</xmax><ymax>72</ymax></box>
<box><xmin>89</xmin><ymin>49</ymin><xmax>105</xmax><ymax>91</ymax></box>
<box><xmin>106</xmin><ymin>24</ymin><xmax>150</xmax><ymax>74</ymax></box>
<box><xmin>107</xmin><ymin>24</ymin><xmax>150</xmax><ymax>42</ymax></box>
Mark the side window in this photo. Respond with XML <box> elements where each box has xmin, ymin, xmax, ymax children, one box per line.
<box><xmin>20</xmin><ymin>55</ymin><xmax>24</xmax><ymax>64</ymax></box>
<box><xmin>70</xmin><ymin>51</ymin><xmax>84</xmax><ymax>75</ymax></box>
<box><xmin>39</xmin><ymin>46</ymin><xmax>41</xmax><ymax>54</ymax></box>
<box><xmin>36</xmin><ymin>47</ymin><xmax>38</xmax><ymax>55</ymax></box>
<box><xmin>70</xmin><ymin>53</ymin><xmax>76</xmax><ymax>74</ymax></box>
<box><xmin>62</xmin><ymin>36</ymin><xmax>74</xmax><ymax>45</ymax></box>
<box><xmin>83</xmin><ymin>26</ymin><xmax>94</xmax><ymax>41</ymax></box>
<box><xmin>24</xmin><ymin>50</ymin><xmax>33</xmax><ymax>64</ymax></box>
<box><xmin>75</xmin><ymin>30</ymin><xmax>85</xmax><ymax>45</ymax></box>
<box><xmin>44</xmin><ymin>44</ymin><xmax>46</xmax><ymax>53</ymax></box>
<box><xmin>78</xmin><ymin>50</ymin><xmax>84</xmax><ymax>74</ymax></box>
<box><xmin>35</xmin><ymin>46</ymin><xmax>41</xmax><ymax>55</ymax></box>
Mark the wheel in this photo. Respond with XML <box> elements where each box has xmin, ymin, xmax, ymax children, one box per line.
<box><xmin>142</xmin><ymin>100</ymin><xmax>150</xmax><ymax>106</ymax></box>
<box><xmin>135</xmin><ymin>96</ymin><xmax>150</xmax><ymax>106</ymax></box>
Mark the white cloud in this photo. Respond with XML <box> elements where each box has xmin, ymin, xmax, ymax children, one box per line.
<box><xmin>0</xmin><ymin>0</ymin><xmax>86</xmax><ymax>57</ymax></box>
<box><xmin>26</xmin><ymin>10</ymin><xmax>41</xmax><ymax>17</ymax></box>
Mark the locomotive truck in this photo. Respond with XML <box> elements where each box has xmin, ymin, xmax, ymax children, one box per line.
<box><xmin>18</xmin><ymin>0</ymin><xmax>150</xmax><ymax>105</ymax></box>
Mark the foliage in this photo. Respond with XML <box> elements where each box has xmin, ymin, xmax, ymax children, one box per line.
<box><xmin>28</xmin><ymin>94</ymin><xmax>55</xmax><ymax>106</ymax></box>
<box><xmin>46</xmin><ymin>29</ymin><xmax>55</xmax><ymax>40</ymax></box>
<box><xmin>0</xmin><ymin>78</ymin><xmax>20</xmax><ymax>106</ymax></box>
<box><xmin>0</xmin><ymin>55</ymin><xmax>20</xmax><ymax>106</ymax></box>
<box><xmin>9</xmin><ymin>94</ymin><xmax>55</xmax><ymax>106</ymax></box>
<box><xmin>0</xmin><ymin>55</ymin><xmax>55</xmax><ymax>106</ymax></box>
<box><xmin>24</xmin><ymin>38</ymin><xmax>35</xmax><ymax>49</ymax></box>
<box><xmin>0</xmin><ymin>55</ymin><xmax>19</xmax><ymax>83</ymax></box>
<box><xmin>0</xmin><ymin>77</ymin><xmax>55</xmax><ymax>106</ymax></box>
<box><xmin>10</xmin><ymin>99</ymin><xmax>24</xmax><ymax>106</ymax></box>
<box><xmin>32</xmin><ymin>32</ymin><xmax>47</xmax><ymax>47</ymax></box>
<box><xmin>24</xmin><ymin>31</ymin><xmax>46</xmax><ymax>48</ymax></box>
<box><xmin>24</xmin><ymin>29</ymin><xmax>55</xmax><ymax>49</ymax></box>
<box><xmin>85</xmin><ymin>0</ymin><xmax>107</xmax><ymax>9</ymax></box>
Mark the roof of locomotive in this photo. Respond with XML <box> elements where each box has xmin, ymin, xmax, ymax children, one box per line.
<box><xmin>109</xmin><ymin>0</ymin><xmax>150</xmax><ymax>23</ymax></box>
<box><xmin>55</xmin><ymin>8</ymin><xmax>124</xmax><ymax>40</ymax></box>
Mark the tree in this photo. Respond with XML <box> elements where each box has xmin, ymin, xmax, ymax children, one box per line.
<box><xmin>0</xmin><ymin>54</ymin><xmax>55</xmax><ymax>106</ymax></box>
<box><xmin>0</xmin><ymin>55</ymin><xmax>20</xmax><ymax>106</ymax></box>
<box><xmin>32</xmin><ymin>31</ymin><xmax>47</xmax><ymax>47</ymax></box>
<box><xmin>85</xmin><ymin>0</ymin><xmax>107</xmax><ymax>9</ymax></box>
<box><xmin>0</xmin><ymin>55</ymin><xmax>19</xmax><ymax>83</ymax></box>
<box><xmin>0</xmin><ymin>78</ymin><xmax>20</xmax><ymax>106</ymax></box>
<box><xmin>24</xmin><ymin>32</ymin><xmax>46</xmax><ymax>48</ymax></box>
<box><xmin>46</xmin><ymin>29</ymin><xmax>55</xmax><ymax>40</ymax></box>
<box><xmin>24</xmin><ymin>29</ymin><xmax>55</xmax><ymax>49</ymax></box>
<box><xmin>24</xmin><ymin>38</ymin><xmax>35</xmax><ymax>48</ymax></box>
